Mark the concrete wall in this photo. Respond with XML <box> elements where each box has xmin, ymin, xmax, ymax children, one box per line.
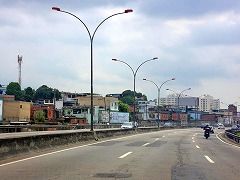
<box><xmin>0</xmin><ymin>127</ymin><xmax>160</xmax><ymax>159</ymax></box>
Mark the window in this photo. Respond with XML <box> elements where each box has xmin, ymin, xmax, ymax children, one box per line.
<box><xmin>20</xmin><ymin>105</ymin><xmax>23</xmax><ymax>108</ymax></box>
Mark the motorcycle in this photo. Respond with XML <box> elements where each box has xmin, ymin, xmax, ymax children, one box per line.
<box><xmin>204</xmin><ymin>130</ymin><xmax>210</xmax><ymax>139</ymax></box>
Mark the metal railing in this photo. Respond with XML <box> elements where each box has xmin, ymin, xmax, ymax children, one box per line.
<box><xmin>225</xmin><ymin>129</ymin><xmax>240</xmax><ymax>144</ymax></box>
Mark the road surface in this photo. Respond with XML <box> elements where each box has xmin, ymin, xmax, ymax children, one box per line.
<box><xmin>0</xmin><ymin>128</ymin><xmax>239</xmax><ymax>179</ymax></box>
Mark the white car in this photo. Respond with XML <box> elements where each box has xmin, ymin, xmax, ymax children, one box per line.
<box><xmin>163</xmin><ymin>123</ymin><xmax>173</xmax><ymax>127</ymax></box>
<box><xmin>121</xmin><ymin>122</ymin><xmax>134</xmax><ymax>129</ymax></box>
<box><xmin>218</xmin><ymin>124</ymin><xmax>225</xmax><ymax>129</ymax></box>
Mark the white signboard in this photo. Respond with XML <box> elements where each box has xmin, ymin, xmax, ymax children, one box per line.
<box><xmin>110</xmin><ymin>112</ymin><xmax>129</xmax><ymax>123</ymax></box>
<box><xmin>0</xmin><ymin>100</ymin><xmax>3</xmax><ymax>121</ymax></box>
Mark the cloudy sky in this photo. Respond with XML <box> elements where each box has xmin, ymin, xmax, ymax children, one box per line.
<box><xmin>1</xmin><ymin>0</ymin><xmax>240</xmax><ymax>108</ymax></box>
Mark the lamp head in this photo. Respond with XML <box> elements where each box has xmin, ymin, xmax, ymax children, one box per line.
<box><xmin>112</xmin><ymin>58</ymin><xmax>118</xmax><ymax>61</ymax></box>
<box><xmin>52</xmin><ymin>7</ymin><xmax>61</xmax><ymax>11</ymax></box>
<box><xmin>152</xmin><ymin>57</ymin><xmax>158</xmax><ymax>60</ymax></box>
<box><xmin>172</xmin><ymin>78</ymin><xmax>176</xmax><ymax>80</ymax></box>
<box><xmin>124</xmin><ymin>9</ymin><xmax>133</xmax><ymax>13</ymax></box>
<box><xmin>143</xmin><ymin>78</ymin><xmax>147</xmax><ymax>81</ymax></box>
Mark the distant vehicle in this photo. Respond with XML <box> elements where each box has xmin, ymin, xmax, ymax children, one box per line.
<box><xmin>231</xmin><ymin>124</ymin><xmax>239</xmax><ymax>130</ymax></box>
<box><xmin>121</xmin><ymin>122</ymin><xmax>134</xmax><ymax>129</ymax></box>
<box><xmin>218</xmin><ymin>124</ymin><xmax>225</xmax><ymax>129</ymax></box>
<box><xmin>163</xmin><ymin>123</ymin><xmax>173</xmax><ymax>127</ymax></box>
<box><xmin>209</xmin><ymin>126</ymin><xmax>214</xmax><ymax>133</ymax></box>
<box><xmin>201</xmin><ymin>123</ymin><xmax>210</xmax><ymax>128</ymax></box>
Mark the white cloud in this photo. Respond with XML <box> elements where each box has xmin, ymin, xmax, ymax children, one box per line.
<box><xmin>1</xmin><ymin>0</ymin><xmax>240</xmax><ymax>109</ymax></box>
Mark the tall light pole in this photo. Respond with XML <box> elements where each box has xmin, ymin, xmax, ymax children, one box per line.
<box><xmin>112</xmin><ymin>57</ymin><xmax>158</xmax><ymax>124</ymax></box>
<box><xmin>143</xmin><ymin>78</ymin><xmax>175</xmax><ymax>126</ymax></box>
<box><xmin>177</xmin><ymin>88</ymin><xmax>191</xmax><ymax>124</ymax></box>
<box><xmin>52</xmin><ymin>7</ymin><xmax>133</xmax><ymax>131</ymax></box>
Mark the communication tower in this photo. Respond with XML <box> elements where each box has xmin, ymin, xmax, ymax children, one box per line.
<box><xmin>18</xmin><ymin>54</ymin><xmax>23</xmax><ymax>87</ymax></box>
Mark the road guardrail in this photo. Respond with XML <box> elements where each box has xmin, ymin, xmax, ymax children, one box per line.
<box><xmin>225</xmin><ymin>129</ymin><xmax>240</xmax><ymax>144</ymax></box>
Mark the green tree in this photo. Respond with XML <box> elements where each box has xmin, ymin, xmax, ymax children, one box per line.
<box><xmin>23</xmin><ymin>87</ymin><xmax>35</xmax><ymax>102</ymax></box>
<box><xmin>119</xmin><ymin>90</ymin><xmax>148</xmax><ymax>105</ymax></box>
<box><xmin>6</xmin><ymin>82</ymin><xmax>22</xmax><ymax>100</ymax></box>
<box><xmin>34</xmin><ymin>85</ymin><xmax>61</xmax><ymax>100</ymax></box>
<box><xmin>118</xmin><ymin>100</ymin><xmax>130</xmax><ymax>112</ymax></box>
<box><xmin>34</xmin><ymin>110</ymin><xmax>45</xmax><ymax>123</ymax></box>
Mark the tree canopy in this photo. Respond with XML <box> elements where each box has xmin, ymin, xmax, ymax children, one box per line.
<box><xmin>34</xmin><ymin>85</ymin><xmax>61</xmax><ymax>100</ymax></box>
<box><xmin>23</xmin><ymin>87</ymin><xmax>35</xmax><ymax>102</ymax></box>
<box><xmin>119</xmin><ymin>90</ymin><xmax>147</xmax><ymax>106</ymax></box>
<box><xmin>118</xmin><ymin>100</ymin><xmax>130</xmax><ymax>112</ymax></box>
<box><xmin>6</xmin><ymin>82</ymin><xmax>22</xmax><ymax>100</ymax></box>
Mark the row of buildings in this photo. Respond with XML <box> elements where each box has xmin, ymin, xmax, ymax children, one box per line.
<box><xmin>0</xmin><ymin>87</ymin><xmax>239</xmax><ymax>125</ymax></box>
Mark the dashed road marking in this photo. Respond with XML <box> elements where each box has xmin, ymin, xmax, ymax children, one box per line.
<box><xmin>119</xmin><ymin>152</ymin><xmax>132</xmax><ymax>159</ymax></box>
<box><xmin>142</xmin><ymin>143</ymin><xmax>150</xmax><ymax>147</ymax></box>
<box><xmin>204</xmin><ymin>155</ymin><xmax>214</xmax><ymax>163</ymax></box>
<box><xmin>196</xmin><ymin>145</ymin><xmax>200</xmax><ymax>149</ymax></box>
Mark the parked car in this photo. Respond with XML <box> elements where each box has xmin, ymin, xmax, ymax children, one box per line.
<box><xmin>121</xmin><ymin>122</ymin><xmax>134</xmax><ymax>129</ymax></box>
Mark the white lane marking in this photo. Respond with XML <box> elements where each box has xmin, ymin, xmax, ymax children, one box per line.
<box><xmin>196</xmin><ymin>145</ymin><xmax>200</xmax><ymax>149</ymax></box>
<box><xmin>155</xmin><ymin>138</ymin><xmax>159</xmax><ymax>140</ymax></box>
<box><xmin>0</xmin><ymin>129</ymin><xmax>183</xmax><ymax>167</ymax></box>
<box><xmin>192</xmin><ymin>137</ymin><xmax>194</xmax><ymax>140</ymax></box>
<box><xmin>162</xmin><ymin>135</ymin><xmax>165</xmax><ymax>138</ymax></box>
<box><xmin>174</xmin><ymin>132</ymin><xmax>177</xmax><ymax>133</ymax></box>
<box><xmin>142</xmin><ymin>143</ymin><xmax>150</xmax><ymax>147</ymax></box>
<box><xmin>119</xmin><ymin>152</ymin><xmax>132</xmax><ymax>159</ymax></box>
<box><xmin>193</xmin><ymin>140</ymin><xmax>195</xmax><ymax>143</ymax></box>
<box><xmin>204</xmin><ymin>155</ymin><xmax>215</xmax><ymax>163</ymax></box>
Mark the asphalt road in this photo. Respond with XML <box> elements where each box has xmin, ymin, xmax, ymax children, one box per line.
<box><xmin>0</xmin><ymin>128</ymin><xmax>239</xmax><ymax>180</ymax></box>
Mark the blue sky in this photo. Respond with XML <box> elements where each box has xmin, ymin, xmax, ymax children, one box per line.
<box><xmin>1</xmin><ymin>0</ymin><xmax>240</xmax><ymax>108</ymax></box>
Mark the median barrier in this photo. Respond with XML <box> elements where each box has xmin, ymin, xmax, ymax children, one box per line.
<box><xmin>225</xmin><ymin>129</ymin><xmax>240</xmax><ymax>144</ymax></box>
<box><xmin>0</xmin><ymin>127</ymin><xmax>160</xmax><ymax>159</ymax></box>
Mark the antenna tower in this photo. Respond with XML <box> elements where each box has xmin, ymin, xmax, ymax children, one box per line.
<box><xmin>18</xmin><ymin>54</ymin><xmax>23</xmax><ymax>87</ymax></box>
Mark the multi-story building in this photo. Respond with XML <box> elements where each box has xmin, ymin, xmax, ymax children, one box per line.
<box><xmin>2</xmin><ymin>95</ymin><xmax>31</xmax><ymax>122</ymax></box>
<box><xmin>199</xmin><ymin>95</ymin><xmax>220</xmax><ymax>112</ymax></box>
<box><xmin>137</xmin><ymin>100</ymin><xmax>156</xmax><ymax>121</ymax></box>
<box><xmin>160</xmin><ymin>93</ymin><xmax>178</xmax><ymax>106</ymax></box>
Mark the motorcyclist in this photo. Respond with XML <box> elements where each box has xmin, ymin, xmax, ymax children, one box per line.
<box><xmin>204</xmin><ymin>124</ymin><xmax>211</xmax><ymax>137</ymax></box>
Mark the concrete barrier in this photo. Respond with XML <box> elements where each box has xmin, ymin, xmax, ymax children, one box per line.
<box><xmin>0</xmin><ymin>127</ymin><xmax>160</xmax><ymax>159</ymax></box>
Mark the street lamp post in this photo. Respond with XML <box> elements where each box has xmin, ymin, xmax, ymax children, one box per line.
<box><xmin>112</xmin><ymin>57</ymin><xmax>158</xmax><ymax>125</ymax></box>
<box><xmin>143</xmin><ymin>78</ymin><xmax>175</xmax><ymax>127</ymax></box>
<box><xmin>177</xmin><ymin>88</ymin><xmax>191</xmax><ymax>124</ymax></box>
<box><xmin>52</xmin><ymin>7</ymin><xmax>133</xmax><ymax>131</ymax></box>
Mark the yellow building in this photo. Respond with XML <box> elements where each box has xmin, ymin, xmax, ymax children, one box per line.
<box><xmin>77</xmin><ymin>96</ymin><xmax>119</xmax><ymax>111</ymax></box>
<box><xmin>3</xmin><ymin>100</ymin><xmax>31</xmax><ymax>122</ymax></box>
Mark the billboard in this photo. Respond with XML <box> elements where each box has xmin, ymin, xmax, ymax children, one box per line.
<box><xmin>110</xmin><ymin>112</ymin><xmax>129</xmax><ymax>123</ymax></box>
<box><xmin>0</xmin><ymin>99</ymin><xmax>2</xmax><ymax>121</ymax></box>
<box><xmin>176</xmin><ymin>97</ymin><xmax>198</xmax><ymax>106</ymax></box>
